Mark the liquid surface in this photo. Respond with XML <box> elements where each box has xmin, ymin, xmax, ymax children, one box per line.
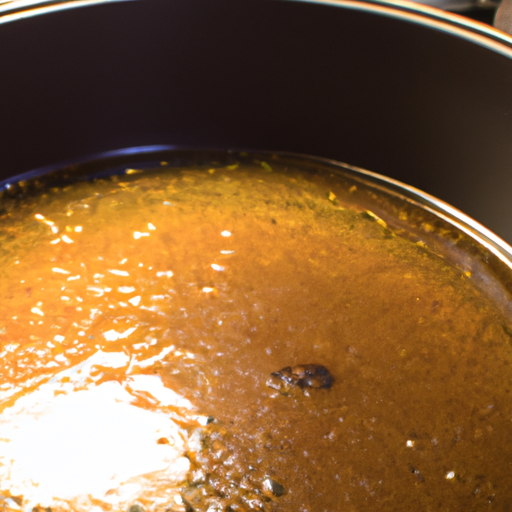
<box><xmin>0</xmin><ymin>155</ymin><xmax>512</xmax><ymax>511</ymax></box>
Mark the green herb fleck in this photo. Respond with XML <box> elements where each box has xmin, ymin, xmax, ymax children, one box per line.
<box><xmin>261</xmin><ymin>161</ymin><xmax>273</xmax><ymax>172</ymax></box>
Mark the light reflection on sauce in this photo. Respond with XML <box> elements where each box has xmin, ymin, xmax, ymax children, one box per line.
<box><xmin>0</xmin><ymin>350</ymin><xmax>206</xmax><ymax>510</ymax></box>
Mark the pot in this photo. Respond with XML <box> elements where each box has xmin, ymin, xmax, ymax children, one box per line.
<box><xmin>1</xmin><ymin>0</ymin><xmax>512</xmax><ymax>243</ymax></box>
<box><xmin>2</xmin><ymin>4</ymin><xmax>512</xmax><ymax>507</ymax></box>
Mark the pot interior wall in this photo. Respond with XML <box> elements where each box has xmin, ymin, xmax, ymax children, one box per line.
<box><xmin>2</xmin><ymin>0</ymin><xmax>512</xmax><ymax>241</ymax></box>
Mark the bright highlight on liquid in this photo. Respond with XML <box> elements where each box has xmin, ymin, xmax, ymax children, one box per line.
<box><xmin>0</xmin><ymin>351</ymin><xmax>204</xmax><ymax>510</ymax></box>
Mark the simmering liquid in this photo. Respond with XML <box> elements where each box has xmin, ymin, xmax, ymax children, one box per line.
<box><xmin>0</xmin><ymin>153</ymin><xmax>511</xmax><ymax>511</ymax></box>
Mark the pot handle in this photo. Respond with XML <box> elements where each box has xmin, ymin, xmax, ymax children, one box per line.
<box><xmin>495</xmin><ymin>0</ymin><xmax>512</xmax><ymax>34</ymax></box>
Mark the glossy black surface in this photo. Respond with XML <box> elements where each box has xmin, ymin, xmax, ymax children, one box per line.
<box><xmin>1</xmin><ymin>0</ymin><xmax>512</xmax><ymax>240</ymax></box>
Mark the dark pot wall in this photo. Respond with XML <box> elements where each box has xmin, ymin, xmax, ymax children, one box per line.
<box><xmin>1</xmin><ymin>0</ymin><xmax>512</xmax><ymax>241</ymax></box>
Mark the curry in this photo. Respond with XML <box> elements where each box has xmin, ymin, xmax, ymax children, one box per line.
<box><xmin>0</xmin><ymin>152</ymin><xmax>511</xmax><ymax>511</ymax></box>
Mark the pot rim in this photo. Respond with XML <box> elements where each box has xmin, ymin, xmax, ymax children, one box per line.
<box><xmin>3</xmin><ymin>145</ymin><xmax>512</xmax><ymax>273</ymax></box>
<box><xmin>2</xmin><ymin>0</ymin><xmax>512</xmax><ymax>55</ymax></box>
<box><xmin>303</xmin><ymin>0</ymin><xmax>512</xmax><ymax>55</ymax></box>
<box><xmin>325</xmin><ymin>155</ymin><xmax>512</xmax><ymax>272</ymax></box>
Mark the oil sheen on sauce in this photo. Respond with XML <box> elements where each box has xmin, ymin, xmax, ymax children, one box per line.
<box><xmin>0</xmin><ymin>154</ymin><xmax>511</xmax><ymax>511</ymax></box>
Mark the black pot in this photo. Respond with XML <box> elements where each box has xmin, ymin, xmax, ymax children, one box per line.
<box><xmin>1</xmin><ymin>0</ymin><xmax>512</xmax><ymax>241</ymax></box>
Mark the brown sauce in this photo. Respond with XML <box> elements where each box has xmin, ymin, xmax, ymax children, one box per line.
<box><xmin>0</xmin><ymin>153</ymin><xmax>511</xmax><ymax>511</ymax></box>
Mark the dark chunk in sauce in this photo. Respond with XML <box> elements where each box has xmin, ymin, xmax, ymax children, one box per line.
<box><xmin>267</xmin><ymin>364</ymin><xmax>334</xmax><ymax>394</ymax></box>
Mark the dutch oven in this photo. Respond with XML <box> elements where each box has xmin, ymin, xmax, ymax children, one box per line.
<box><xmin>3</xmin><ymin>1</ymin><xmax>512</xmax><ymax>510</ymax></box>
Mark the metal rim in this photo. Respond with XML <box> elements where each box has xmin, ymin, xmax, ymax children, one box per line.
<box><xmin>2</xmin><ymin>0</ymin><xmax>512</xmax><ymax>55</ymax></box>
<box><xmin>0</xmin><ymin>0</ymin><xmax>129</xmax><ymax>24</ymax></box>
<box><xmin>324</xmin><ymin>156</ymin><xmax>512</xmax><ymax>272</ymax></box>
<box><xmin>3</xmin><ymin>144</ymin><xmax>512</xmax><ymax>271</ymax></box>
<box><xmin>291</xmin><ymin>0</ymin><xmax>512</xmax><ymax>56</ymax></box>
